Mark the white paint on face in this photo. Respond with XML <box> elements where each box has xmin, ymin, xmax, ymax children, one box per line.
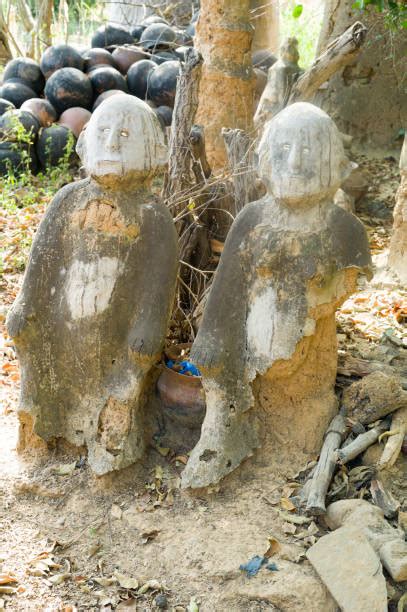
<box><xmin>65</xmin><ymin>257</ymin><xmax>122</xmax><ymax>320</ymax></box>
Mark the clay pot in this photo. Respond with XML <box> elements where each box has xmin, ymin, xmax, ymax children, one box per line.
<box><xmin>0</xmin><ymin>79</ymin><xmax>36</xmax><ymax>108</ymax></box>
<box><xmin>130</xmin><ymin>25</ymin><xmax>145</xmax><ymax>42</ymax></box>
<box><xmin>152</xmin><ymin>51</ymin><xmax>177</xmax><ymax>65</ymax></box>
<box><xmin>40</xmin><ymin>44</ymin><xmax>84</xmax><ymax>80</ymax></box>
<box><xmin>89</xmin><ymin>66</ymin><xmax>127</xmax><ymax>96</ymax></box>
<box><xmin>148</xmin><ymin>60</ymin><xmax>180</xmax><ymax>107</ymax></box>
<box><xmin>92</xmin><ymin>89</ymin><xmax>126</xmax><ymax>111</ymax></box>
<box><xmin>58</xmin><ymin>107</ymin><xmax>91</xmax><ymax>138</ymax></box>
<box><xmin>0</xmin><ymin>141</ymin><xmax>38</xmax><ymax>176</ymax></box>
<box><xmin>44</xmin><ymin>68</ymin><xmax>93</xmax><ymax>114</ymax></box>
<box><xmin>141</xmin><ymin>15</ymin><xmax>168</xmax><ymax>26</ymax></box>
<box><xmin>21</xmin><ymin>98</ymin><xmax>57</xmax><ymax>127</ymax></box>
<box><xmin>127</xmin><ymin>59</ymin><xmax>156</xmax><ymax>99</ymax></box>
<box><xmin>157</xmin><ymin>344</ymin><xmax>205</xmax><ymax>429</ymax></box>
<box><xmin>3</xmin><ymin>57</ymin><xmax>45</xmax><ymax>95</ymax></box>
<box><xmin>140</xmin><ymin>24</ymin><xmax>177</xmax><ymax>51</ymax></box>
<box><xmin>112</xmin><ymin>45</ymin><xmax>148</xmax><ymax>74</ymax></box>
<box><xmin>155</xmin><ymin>105</ymin><xmax>173</xmax><ymax>127</ymax></box>
<box><xmin>91</xmin><ymin>24</ymin><xmax>134</xmax><ymax>49</ymax></box>
<box><xmin>0</xmin><ymin>109</ymin><xmax>40</xmax><ymax>141</ymax></box>
<box><xmin>83</xmin><ymin>48</ymin><xmax>118</xmax><ymax>72</ymax></box>
<box><xmin>36</xmin><ymin>124</ymin><xmax>77</xmax><ymax>169</ymax></box>
<box><xmin>0</xmin><ymin>98</ymin><xmax>15</xmax><ymax>116</ymax></box>
<box><xmin>252</xmin><ymin>49</ymin><xmax>277</xmax><ymax>72</ymax></box>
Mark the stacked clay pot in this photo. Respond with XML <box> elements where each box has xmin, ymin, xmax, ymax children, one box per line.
<box><xmin>1</xmin><ymin>11</ymin><xmax>250</xmax><ymax>175</ymax></box>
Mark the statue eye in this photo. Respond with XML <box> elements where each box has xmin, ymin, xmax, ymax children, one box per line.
<box><xmin>283</xmin><ymin>144</ymin><xmax>290</xmax><ymax>151</ymax></box>
<box><xmin>303</xmin><ymin>146</ymin><xmax>310</xmax><ymax>154</ymax></box>
<box><xmin>120</xmin><ymin>129</ymin><xmax>129</xmax><ymax>137</ymax></box>
<box><xmin>102</xmin><ymin>127</ymin><xmax>110</xmax><ymax>134</ymax></box>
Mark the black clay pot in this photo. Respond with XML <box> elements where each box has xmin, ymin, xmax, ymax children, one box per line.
<box><xmin>127</xmin><ymin>59</ymin><xmax>156</xmax><ymax>99</ymax></box>
<box><xmin>89</xmin><ymin>66</ymin><xmax>128</xmax><ymax>96</ymax></box>
<box><xmin>91</xmin><ymin>24</ymin><xmax>134</xmax><ymax>49</ymax></box>
<box><xmin>0</xmin><ymin>79</ymin><xmax>36</xmax><ymax>108</ymax></box>
<box><xmin>148</xmin><ymin>60</ymin><xmax>180</xmax><ymax>107</ymax></box>
<box><xmin>0</xmin><ymin>141</ymin><xmax>39</xmax><ymax>175</ymax></box>
<box><xmin>40</xmin><ymin>44</ymin><xmax>84</xmax><ymax>79</ymax></box>
<box><xmin>45</xmin><ymin>68</ymin><xmax>93</xmax><ymax>113</ymax></box>
<box><xmin>36</xmin><ymin>124</ymin><xmax>77</xmax><ymax>169</ymax></box>
<box><xmin>0</xmin><ymin>109</ymin><xmax>40</xmax><ymax>141</ymax></box>
<box><xmin>3</xmin><ymin>57</ymin><xmax>45</xmax><ymax>95</ymax></box>
<box><xmin>0</xmin><ymin>98</ymin><xmax>15</xmax><ymax>116</ymax></box>
<box><xmin>21</xmin><ymin>98</ymin><xmax>58</xmax><ymax>127</ymax></box>
<box><xmin>83</xmin><ymin>48</ymin><xmax>118</xmax><ymax>72</ymax></box>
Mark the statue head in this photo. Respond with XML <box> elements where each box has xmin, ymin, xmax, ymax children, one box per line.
<box><xmin>257</xmin><ymin>102</ymin><xmax>353</xmax><ymax>207</ymax></box>
<box><xmin>280</xmin><ymin>37</ymin><xmax>299</xmax><ymax>65</ymax></box>
<box><xmin>76</xmin><ymin>93</ymin><xmax>168</xmax><ymax>186</ymax></box>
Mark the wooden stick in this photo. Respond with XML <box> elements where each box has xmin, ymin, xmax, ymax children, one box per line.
<box><xmin>163</xmin><ymin>48</ymin><xmax>203</xmax><ymax>218</ymax></box>
<box><xmin>377</xmin><ymin>406</ymin><xmax>407</xmax><ymax>470</ymax></box>
<box><xmin>336</xmin><ymin>421</ymin><xmax>389</xmax><ymax>465</ymax></box>
<box><xmin>221</xmin><ymin>128</ymin><xmax>257</xmax><ymax>214</ymax></box>
<box><xmin>306</xmin><ymin>411</ymin><xmax>347</xmax><ymax>516</ymax></box>
<box><xmin>288</xmin><ymin>21</ymin><xmax>367</xmax><ymax>104</ymax></box>
<box><xmin>370</xmin><ymin>478</ymin><xmax>400</xmax><ymax>519</ymax></box>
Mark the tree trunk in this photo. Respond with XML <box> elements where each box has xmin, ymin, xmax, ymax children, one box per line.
<box><xmin>194</xmin><ymin>0</ymin><xmax>255</xmax><ymax>170</ymax></box>
<box><xmin>250</xmin><ymin>0</ymin><xmax>279</xmax><ymax>54</ymax></box>
<box><xmin>16</xmin><ymin>0</ymin><xmax>36</xmax><ymax>58</ymax></box>
<box><xmin>36</xmin><ymin>0</ymin><xmax>53</xmax><ymax>54</ymax></box>
<box><xmin>315</xmin><ymin>0</ymin><xmax>407</xmax><ymax>149</ymax></box>
<box><xmin>0</xmin><ymin>6</ymin><xmax>12</xmax><ymax>65</ymax></box>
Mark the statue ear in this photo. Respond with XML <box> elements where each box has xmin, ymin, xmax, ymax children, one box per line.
<box><xmin>76</xmin><ymin>128</ymin><xmax>87</xmax><ymax>163</ymax></box>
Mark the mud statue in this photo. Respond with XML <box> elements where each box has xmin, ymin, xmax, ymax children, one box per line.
<box><xmin>181</xmin><ymin>102</ymin><xmax>372</xmax><ymax>488</ymax></box>
<box><xmin>388</xmin><ymin>134</ymin><xmax>407</xmax><ymax>283</ymax></box>
<box><xmin>254</xmin><ymin>37</ymin><xmax>302</xmax><ymax>130</ymax></box>
<box><xmin>7</xmin><ymin>94</ymin><xmax>178</xmax><ymax>475</ymax></box>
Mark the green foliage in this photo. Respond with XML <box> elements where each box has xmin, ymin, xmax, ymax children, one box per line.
<box><xmin>280</xmin><ymin>1</ymin><xmax>324</xmax><ymax>69</ymax></box>
<box><xmin>352</xmin><ymin>0</ymin><xmax>407</xmax><ymax>29</ymax></box>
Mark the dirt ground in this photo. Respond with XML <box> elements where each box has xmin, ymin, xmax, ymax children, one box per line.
<box><xmin>0</xmin><ymin>152</ymin><xmax>406</xmax><ymax>611</ymax></box>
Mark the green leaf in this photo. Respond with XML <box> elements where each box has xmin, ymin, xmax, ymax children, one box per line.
<box><xmin>292</xmin><ymin>4</ymin><xmax>303</xmax><ymax>18</ymax></box>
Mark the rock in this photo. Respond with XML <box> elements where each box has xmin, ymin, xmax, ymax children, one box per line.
<box><xmin>306</xmin><ymin>525</ymin><xmax>387</xmax><ymax>612</ymax></box>
<box><xmin>154</xmin><ymin>593</ymin><xmax>168</xmax><ymax>609</ymax></box>
<box><xmin>342</xmin><ymin>371</ymin><xmax>407</xmax><ymax>425</ymax></box>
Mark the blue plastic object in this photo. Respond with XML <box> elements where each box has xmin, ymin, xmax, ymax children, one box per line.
<box><xmin>166</xmin><ymin>358</ymin><xmax>201</xmax><ymax>377</ymax></box>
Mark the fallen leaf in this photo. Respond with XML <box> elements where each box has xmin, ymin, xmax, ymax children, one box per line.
<box><xmin>110</xmin><ymin>504</ymin><xmax>122</xmax><ymax>520</ymax></box>
<box><xmin>188</xmin><ymin>596</ymin><xmax>199</xmax><ymax>612</ymax></box>
<box><xmin>0</xmin><ymin>574</ymin><xmax>17</xmax><ymax>585</ymax></box>
<box><xmin>44</xmin><ymin>572</ymin><xmax>71</xmax><ymax>586</ymax></box>
<box><xmin>0</xmin><ymin>599</ymin><xmax>4</xmax><ymax>610</ymax></box>
<box><xmin>116</xmin><ymin>599</ymin><xmax>138</xmax><ymax>610</ymax></box>
<box><xmin>113</xmin><ymin>571</ymin><xmax>139</xmax><ymax>590</ymax></box>
<box><xmin>0</xmin><ymin>587</ymin><xmax>16</xmax><ymax>594</ymax></box>
<box><xmin>93</xmin><ymin>576</ymin><xmax>117</xmax><ymax>587</ymax></box>
<box><xmin>138</xmin><ymin>579</ymin><xmax>161</xmax><ymax>594</ymax></box>
<box><xmin>264</xmin><ymin>536</ymin><xmax>281</xmax><ymax>558</ymax></box>
<box><xmin>156</xmin><ymin>446</ymin><xmax>170</xmax><ymax>457</ymax></box>
<box><xmin>280</xmin><ymin>497</ymin><xmax>296</xmax><ymax>511</ymax></box>
<box><xmin>173</xmin><ymin>455</ymin><xmax>188</xmax><ymax>465</ymax></box>
<box><xmin>141</xmin><ymin>529</ymin><xmax>160</xmax><ymax>544</ymax></box>
<box><xmin>276</xmin><ymin>510</ymin><xmax>311</xmax><ymax>525</ymax></box>
<box><xmin>52</xmin><ymin>462</ymin><xmax>76</xmax><ymax>476</ymax></box>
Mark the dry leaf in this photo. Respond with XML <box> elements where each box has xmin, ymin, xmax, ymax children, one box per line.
<box><xmin>116</xmin><ymin>600</ymin><xmax>138</xmax><ymax>610</ymax></box>
<box><xmin>141</xmin><ymin>529</ymin><xmax>160</xmax><ymax>544</ymax></box>
<box><xmin>173</xmin><ymin>455</ymin><xmax>188</xmax><ymax>465</ymax></box>
<box><xmin>264</xmin><ymin>536</ymin><xmax>281</xmax><ymax>558</ymax></box>
<box><xmin>280</xmin><ymin>497</ymin><xmax>296</xmax><ymax>511</ymax></box>
<box><xmin>52</xmin><ymin>462</ymin><xmax>76</xmax><ymax>476</ymax></box>
<box><xmin>0</xmin><ymin>574</ymin><xmax>17</xmax><ymax>585</ymax></box>
<box><xmin>0</xmin><ymin>587</ymin><xmax>16</xmax><ymax>594</ymax></box>
<box><xmin>45</xmin><ymin>572</ymin><xmax>71</xmax><ymax>586</ymax></box>
<box><xmin>156</xmin><ymin>446</ymin><xmax>170</xmax><ymax>457</ymax></box>
<box><xmin>110</xmin><ymin>504</ymin><xmax>122</xmax><ymax>520</ymax></box>
<box><xmin>276</xmin><ymin>510</ymin><xmax>311</xmax><ymax>525</ymax></box>
<box><xmin>113</xmin><ymin>571</ymin><xmax>139</xmax><ymax>590</ymax></box>
<box><xmin>138</xmin><ymin>579</ymin><xmax>161</xmax><ymax>594</ymax></box>
<box><xmin>0</xmin><ymin>599</ymin><xmax>4</xmax><ymax>610</ymax></box>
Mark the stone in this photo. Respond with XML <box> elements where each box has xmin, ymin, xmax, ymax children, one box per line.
<box><xmin>325</xmin><ymin>499</ymin><xmax>407</xmax><ymax>582</ymax></box>
<box><xmin>342</xmin><ymin>371</ymin><xmax>407</xmax><ymax>425</ymax></box>
<box><xmin>181</xmin><ymin>102</ymin><xmax>371</xmax><ymax>489</ymax></box>
<box><xmin>254</xmin><ymin>37</ymin><xmax>302</xmax><ymax>129</ymax></box>
<box><xmin>389</xmin><ymin>135</ymin><xmax>407</xmax><ymax>283</ymax></box>
<box><xmin>306</xmin><ymin>525</ymin><xmax>387</xmax><ymax>612</ymax></box>
<box><xmin>6</xmin><ymin>94</ymin><xmax>178</xmax><ymax>475</ymax></box>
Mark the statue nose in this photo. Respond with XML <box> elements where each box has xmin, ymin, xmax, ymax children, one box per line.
<box><xmin>105</xmin><ymin>129</ymin><xmax>120</xmax><ymax>151</ymax></box>
<box><xmin>287</xmin><ymin>145</ymin><xmax>302</xmax><ymax>173</ymax></box>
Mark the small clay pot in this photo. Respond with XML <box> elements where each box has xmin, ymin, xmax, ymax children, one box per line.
<box><xmin>40</xmin><ymin>44</ymin><xmax>85</xmax><ymax>79</ymax></box>
<box><xmin>0</xmin><ymin>79</ymin><xmax>36</xmax><ymax>108</ymax></box>
<box><xmin>112</xmin><ymin>45</ymin><xmax>148</xmax><ymax>74</ymax></box>
<box><xmin>58</xmin><ymin>107</ymin><xmax>91</xmax><ymax>138</ymax></box>
<box><xmin>0</xmin><ymin>98</ymin><xmax>15</xmax><ymax>116</ymax></box>
<box><xmin>148</xmin><ymin>60</ymin><xmax>180</xmax><ymax>107</ymax></box>
<box><xmin>0</xmin><ymin>109</ymin><xmax>40</xmax><ymax>141</ymax></box>
<box><xmin>127</xmin><ymin>59</ymin><xmax>156</xmax><ymax>99</ymax></box>
<box><xmin>155</xmin><ymin>105</ymin><xmax>173</xmax><ymax>127</ymax></box>
<box><xmin>0</xmin><ymin>141</ymin><xmax>38</xmax><ymax>176</ymax></box>
<box><xmin>92</xmin><ymin>89</ymin><xmax>126</xmax><ymax>111</ymax></box>
<box><xmin>21</xmin><ymin>98</ymin><xmax>58</xmax><ymax>127</ymax></box>
<box><xmin>157</xmin><ymin>343</ymin><xmax>206</xmax><ymax>429</ymax></box>
<box><xmin>36</xmin><ymin>124</ymin><xmax>77</xmax><ymax>169</ymax></box>
<box><xmin>44</xmin><ymin>68</ymin><xmax>93</xmax><ymax>113</ymax></box>
<box><xmin>83</xmin><ymin>48</ymin><xmax>118</xmax><ymax>72</ymax></box>
<box><xmin>89</xmin><ymin>65</ymin><xmax>128</xmax><ymax>96</ymax></box>
<box><xmin>3</xmin><ymin>57</ymin><xmax>45</xmax><ymax>95</ymax></box>
<box><xmin>91</xmin><ymin>24</ymin><xmax>134</xmax><ymax>49</ymax></box>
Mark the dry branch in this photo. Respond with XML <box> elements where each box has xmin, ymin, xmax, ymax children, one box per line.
<box><xmin>288</xmin><ymin>21</ymin><xmax>367</xmax><ymax>104</ymax></box>
<box><xmin>222</xmin><ymin>128</ymin><xmax>258</xmax><ymax>215</ymax></box>
<box><xmin>306</xmin><ymin>412</ymin><xmax>347</xmax><ymax>516</ymax></box>
<box><xmin>336</xmin><ymin>420</ymin><xmax>389</xmax><ymax>465</ymax></box>
<box><xmin>377</xmin><ymin>406</ymin><xmax>407</xmax><ymax>470</ymax></box>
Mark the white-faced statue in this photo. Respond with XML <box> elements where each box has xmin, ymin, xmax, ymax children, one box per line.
<box><xmin>257</xmin><ymin>102</ymin><xmax>353</xmax><ymax>206</ymax></box>
<box><xmin>76</xmin><ymin>93</ymin><xmax>168</xmax><ymax>185</ymax></box>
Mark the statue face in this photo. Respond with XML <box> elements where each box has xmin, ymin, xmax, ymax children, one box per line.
<box><xmin>77</xmin><ymin>94</ymin><xmax>167</xmax><ymax>183</ymax></box>
<box><xmin>258</xmin><ymin>102</ymin><xmax>349</xmax><ymax>206</ymax></box>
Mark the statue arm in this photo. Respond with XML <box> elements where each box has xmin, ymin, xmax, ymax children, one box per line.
<box><xmin>128</xmin><ymin>204</ymin><xmax>179</xmax><ymax>359</ymax></box>
<box><xmin>6</xmin><ymin>182</ymin><xmax>78</xmax><ymax>339</ymax></box>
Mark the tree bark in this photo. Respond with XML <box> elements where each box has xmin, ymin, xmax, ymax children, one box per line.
<box><xmin>36</xmin><ymin>0</ymin><xmax>53</xmax><ymax>54</ymax></box>
<box><xmin>194</xmin><ymin>0</ymin><xmax>255</xmax><ymax>170</ymax></box>
<box><xmin>0</xmin><ymin>6</ymin><xmax>13</xmax><ymax>65</ymax></box>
